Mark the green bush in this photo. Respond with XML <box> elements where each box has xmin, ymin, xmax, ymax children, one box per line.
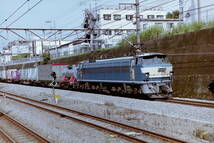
<box><xmin>116</xmin><ymin>26</ymin><xmax>164</xmax><ymax>47</ymax></box>
<box><xmin>170</xmin><ymin>22</ymin><xmax>206</xmax><ymax>35</ymax></box>
<box><xmin>141</xmin><ymin>26</ymin><xmax>164</xmax><ymax>40</ymax></box>
<box><xmin>42</xmin><ymin>53</ymin><xmax>50</xmax><ymax>64</ymax></box>
<box><xmin>12</xmin><ymin>53</ymin><xmax>30</xmax><ymax>60</ymax></box>
<box><xmin>112</xmin><ymin>21</ymin><xmax>214</xmax><ymax>50</ymax></box>
<box><xmin>207</xmin><ymin>21</ymin><xmax>214</xmax><ymax>28</ymax></box>
<box><xmin>190</xmin><ymin>21</ymin><xmax>206</xmax><ymax>31</ymax></box>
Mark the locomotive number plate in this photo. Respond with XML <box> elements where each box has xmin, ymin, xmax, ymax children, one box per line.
<box><xmin>158</xmin><ymin>68</ymin><xmax>166</xmax><ymax>72</ymax></box>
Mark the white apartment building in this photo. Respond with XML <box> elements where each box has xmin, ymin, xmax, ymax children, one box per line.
<box><xmin>49</xmin><ymin>42</ymin><xmax>74</xmax><ymax>59</ymax></box>
<box><xmin>7</xmin><ymin>40</ymin><xmax>70</xmax><ymax>57</ymax></box>
<box><xmin>48</xmin><ymin>4</ymin><xmax>180</xmax><ymax>59</ymax></box>
<box><xmin>0</xmin><ymin>49</ymin><xmax>12</xmax><ymax>63</ymax></box>
<box><xmin>34</xmin><ymin>40</ymin><xmax>69</xmax><ymax>55</ymax></box>
<box><xmin>49</xmin><ymin>41</ymin><xmax>91</xmax><ymax>59</ymax></box>
<box><xmin>182</xmin><ymin>0</ymin><xmax>214</xmax><ymax>23</ymax></box>
<box><xmin>87</xmin><ymin>4</ymin><xmax>180</xmax><ymax>48</ymax></box>
<box><xmin>7</xmin><ymin>41</ymin><xmax>31</xmax><ymax>56</ymax></box>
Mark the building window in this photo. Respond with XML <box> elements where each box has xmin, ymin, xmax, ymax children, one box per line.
<box><xmin>140</xmin><ymin>15</ymin><xmax>144</xmax><ymax>21</ymax></box>
<box><xmin>127</xmin><ymin>30</ymin><xmax>135</xmax><ymax>35</ymax></box>
<box><xmin>115</xmin><ymin>30</ymin><xmax>123</xmax><ymax>35</ymax></box>
<box><xmin>103</xmin><ymin>14</ymin><xmax>111</xmax><ymax>20</ymax></box>
<box><xmin>126</xmin><ymin>15</ymin><xmax>133</xmax><ymax>21</ymax></box>
<box><xmin>147</xmin><ymin>15</ymin><xmax>155</xmax><ymax>19</ymax></box>
<box><xmin>103</xmin><ymin>30</ymin><xmax>112</xmax><ymax>35</ymax></box>
<box><xmin>64</xmin><ymin>51</ymin><xmax>69</xmax><ymax>56</ymax></box>
<box><xmin>167</xmin><ymin>23</ymin><xmax>174</xmax><ymax>29</ymax></box>
<box><xmin>114</xmin><ymin>14</ymin><xmax>121</xmax><ymax>20</ymax></box>
<box><xmin>155</xmin><ymin>23</ymin><xmax>163</xmax><ymax>27</ymax></box>
<box><xmin>143</xmin><ymin>24</ymin><xmax>148</xmax><ymax>30</ymax></box>
<box><xmin>157</xmin><ymin>15</ymin><xmax>164</xmax><ymax>19</ymax></box>
<box><xmin>97</xmin><ymin>14</ymin><xmax>100</xmax><ymax>21</ymax></box>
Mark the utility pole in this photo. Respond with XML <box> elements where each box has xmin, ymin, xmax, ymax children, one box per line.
<box><xmin>88</xmin><ymin>12</ymin><xmax>94</xmax><ymax>51</ymax></box>
<box><xmin>197</xmin><ymin>0</ymin><xmax>201</xmax><ymax>22</ymax></box>
<box><xmin>179</xmin><ymin>0</ymin><xmax>184</xmax><ymax>21</ymax></box>
<box><xmin>135</xmin><ymin>0</ymin><xmax>141</xmax><ymax>55</ymax></box>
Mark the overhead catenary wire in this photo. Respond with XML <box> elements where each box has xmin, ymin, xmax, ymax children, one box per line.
<box><xmin>6</xmin><ymin>0</ymin><xmax>43</xmax><ymax>28</ymax></box>
<box><xmin>153</xmin><ymin>1</ymin><xmax>214</xmax><ymax>21</ymax></box>
<box><xmin>0</xmin><ymin>0</ymin><xmax>43</xmax><ymax>41</ymax></box>
<box><xmin>0</xmin><ymin>0</ymin><xmax>30</xmax><ymax>26</ymax></box>
<box><xmin>55</xmin><ymin>0</ymin><xmax>177</xmax><ymax>43</ymax></box>
<box><xmin>62</xmin><ymin>0</ymin><xmax>152</xmax><ymax>29</ymax></box>
<box><xmin>19</xmin><ymin>1</ymin><xmax>179</xmax><ymax>42</ymax></box>
<box><xmin>0</xmin><ymin>0</ymin><xmax>176</xmax><ymax>40</ymax></box>
<box><xmin>183</xmin><ymin>3</ymin><xmax>214</xmax><ymax>13</ymax></box>
<box><xmin>0</xmin><ymin>0</ymin><xmax>192</xmax><ymax>43</ymax></box>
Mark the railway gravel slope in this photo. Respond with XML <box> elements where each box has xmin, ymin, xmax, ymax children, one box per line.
<box><xmin>0</xmin><ymin>82</ymin><xmax>214</xmax><ymax>143</ymax></box>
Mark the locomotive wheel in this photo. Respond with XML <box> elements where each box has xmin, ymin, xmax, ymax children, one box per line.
<box><xmin>91</xmin><ymin>85</ymin><xmax>96</xmax><ymax>90</ymax></box>
<box><xmin>126</xmin><ymin>85</ymin><xmax>133</xmax><ymax>94</ymax></box>
<box><xmin>133</xmin><ymin>88</ymin><xmax>138</xmax><ymax>94</ymax></box>
<box><xmin>111</xmin><ymin>87</ymin><xmax>117</xmax><ymax>92</ymax></box>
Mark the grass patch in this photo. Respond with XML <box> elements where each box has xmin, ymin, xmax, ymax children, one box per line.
<box><xmin>12</xmin><ymin>53</ymin><xmax>30</xmax><ymax>60</ymax></box>
<box><xmin>42</xmin><ymin>53</ymin><xmax>50</xmax><ymax>64</ymax></box>
<box><xmin>113</xmin><ymin>21</ymin><xmax>214</xmax><ymax>50</ymax></box>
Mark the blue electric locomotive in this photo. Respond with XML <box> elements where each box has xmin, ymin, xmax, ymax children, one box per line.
<box><xmin>75</xmin><ymin>53</ymin><xmax>173</xmax><ymax>98</ymax></box>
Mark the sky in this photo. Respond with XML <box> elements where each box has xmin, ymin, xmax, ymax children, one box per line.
<box><xmin>0</xmin><ymin>0</ymin><xmax>179</xmax><ymax>47</ymax></box>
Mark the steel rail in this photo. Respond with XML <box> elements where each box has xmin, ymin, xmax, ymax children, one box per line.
<box><xmin>0</xmin><ymin>91</ymin><xmax>185</xmax><ymax>143</ymax></box>
<box><xmin>0</xmin><ymin>127</ymin><xmax>16</xmax><ymax>143</ymax></box>
<box><xmin>163</xmin><ymin>99</ymin><xmax>214</xmax><ymax>108</ymax></box>
<box><xmin>0</xmin><ymin>93</ymin><xmax>147</xmax><ymax>143</ymax></box>
<box><xmin>0</xmin><ymin>111</ymin><xmax>50</xmax><ymax>143</ymax></box>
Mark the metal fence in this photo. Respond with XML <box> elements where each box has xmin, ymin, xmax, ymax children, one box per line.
<box><xmin>0</xmin><ymin>56</ymin><xmax>42</xmax><ymax>66</ymax></box>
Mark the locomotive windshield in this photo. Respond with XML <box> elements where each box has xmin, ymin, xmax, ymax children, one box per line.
<box><xmin>142</xmin><ymin>55</ymin><xmax>169</xmax><ymax>64</ymax></box>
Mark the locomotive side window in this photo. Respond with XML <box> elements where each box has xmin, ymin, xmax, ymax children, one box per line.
<box><xmin>142</xmin><ymin>55</ymin><xmax>169</xmax><ymax>64</ymax></box>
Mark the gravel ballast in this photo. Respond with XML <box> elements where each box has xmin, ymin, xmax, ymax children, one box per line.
<box><xmin>0</xmin><ymin>82</ymin><xmax>214</xmax><ymax>143</ymax></box>
<box><xmin>0</xmin><ymin>96</ymin><xmax>130</xmax><ymax>143</ymax></box>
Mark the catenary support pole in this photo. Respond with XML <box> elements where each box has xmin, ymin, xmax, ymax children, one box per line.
<box><xmin>135</xmin><ymin>0</ymin><xmax>141</xmax><ymax>54</ymax></box>
<box><xmin>197</xmin><ymin>0</ymin><xmax>201</xmax><ymax>22</ymax></box>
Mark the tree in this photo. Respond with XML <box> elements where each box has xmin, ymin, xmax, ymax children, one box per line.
<box><xmin>166</xmin><ymin>10</ymin><xmax>180</xmax><ymax>19</ymax></box>
<box><xmin>42</xmin><ymin>53</ymin><xmax>50</xmax><ymax>64</ymax></box>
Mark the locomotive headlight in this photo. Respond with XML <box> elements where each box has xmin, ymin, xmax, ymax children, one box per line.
<box><xmin>145</xmin><ymin>72</ymin><xmax>150</xmax><ymax>77</ymax></box>
<box><xmin>170</xmin><ymin>71</ymin><xmax>173</xmax><ymax>79</ymax></box>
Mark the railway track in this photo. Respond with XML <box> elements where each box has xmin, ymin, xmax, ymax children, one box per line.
<box><xmin>0</xmin><ymin>91</ymin><xmax>185</xmax><ymax>143</ymax></box>
<box><xmin>160</xmin><ymin>98</ymin><xmax>214</xmax><ymax>109</ymax></box>
<box><xmin>0</xmin><ymin>111</ymin><xmax>49</xmax><ymax>143</ymax></box>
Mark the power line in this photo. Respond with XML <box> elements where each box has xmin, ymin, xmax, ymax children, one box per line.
<box><xmin>183</xmin><ymin>3</ymin><xmax>214</xmax><ymax>13</ymax></box>
<box><xmin>6</xmin><ymin>0</ymin><xmax>43</xmax><ymax>28</ymax></box>
<box><xmin>0</xmin><ymin>28</ymin><xmax>136</xmax><ymax>31</ymax></box>
<box><xmin>0</xmin><ymin>0</ymin><xmax>30</xmax><ymax>26</ymax></box>
<box><xmin>164</xmin><ymin>1</ymin><xmax>214</xmax><ymax>20</ymax></box>
<box><xmin>81</xmin><ymin>0</ymin><xmax>151</xmax><ymax>28</ymax></box>
<box><xmin>0</xmin><ymin>1</ymin><xmax>177</xmax><ymax>40</ymax></box>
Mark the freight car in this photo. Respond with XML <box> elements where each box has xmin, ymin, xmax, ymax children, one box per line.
<box><xmin>0</xmin><ymin>64</ymin><xmax>68</xmax><ymax>86</ymax></box>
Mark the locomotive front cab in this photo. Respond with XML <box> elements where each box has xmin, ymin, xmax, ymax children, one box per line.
<box><xmin>137</xmin><ymin>53</ymin><xmax>173</xmax><ymax>98</ymax></box>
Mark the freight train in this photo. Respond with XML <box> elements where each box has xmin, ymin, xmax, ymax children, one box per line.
<box><xmin>0</xmin><ymin>53</ymin><xmax>173</xmax><ymax>98</ymax></box>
